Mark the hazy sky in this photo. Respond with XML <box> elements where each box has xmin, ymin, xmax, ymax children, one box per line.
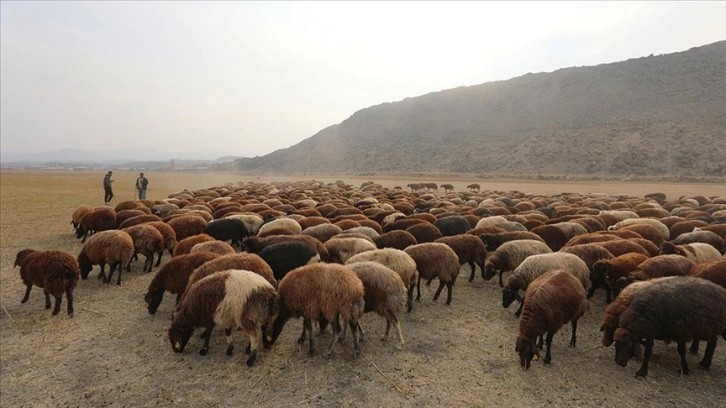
<box><xmin>1</xmin><ymin>1</ymin><xmax>724</xmax><ymax>160</ymax></box>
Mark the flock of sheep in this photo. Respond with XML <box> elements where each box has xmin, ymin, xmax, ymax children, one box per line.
<box><xmin>14</xmin><ymin>179</ymin><xmax>726</xmax><ymax>376</ymax></box>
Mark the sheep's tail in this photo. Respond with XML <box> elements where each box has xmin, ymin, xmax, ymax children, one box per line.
<box><xmin>46</xmin><ymin>263</ymin><xmax>81</xmax><ymax>295</ymax></box>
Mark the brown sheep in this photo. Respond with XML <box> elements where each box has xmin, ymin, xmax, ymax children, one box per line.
<box><xmin>118</xmin><ymin>214</ymin><xmax>163</xmax><ymax>229</ymax></box>
<box><xmin>404</xmin><ymin>242</ymin><xmax>460</xmax><ymax>305</ymax></box>
<box><xmin>484</xmin><ymin>240</ymin><xmax>553</xmax><ymax>287</ymax></box>
<box><xmin>77</xmin><ymin>230</ymin><xmax>135</xmax><ymax>285</ymax></box>
<box><xmin>373</xmin><ymin>230</ymin><xmax>418</xmax><ymax>250</ymax></box>
<box><xmin>671</xmin><ymin>229</ymin><xmax>725</xmax><ymax>254</ymax></box>
<box><xmin>434</xmin><ymin>234</ymin><xmax>488</xmax><ymax>282</ymax></box>
<box><xmin>593</xmin><ymin>252</ymin><xmax>650</xmax><ymax>302</ymax></box>
<box><xmin>616</xmin><ymin>254</ymin><xmax>695</xmax><ymax>292</ymax></box>
<box><xmin>173</xmin><ymin>234</ymin><xmax>216</xmax><ymax>257</ymax></box>
<box><xmin>145</xmin><ymin>221</ymin><xmax>178</xmax><ymax>258</ymax></box>
<box><xmin>324</xmin><ymin>237</ymin><xmax>377</xmax><ymax>264</ymax></box>
<box><xmin>516</xmin><ymin>269</ymin><xmax>587</xmax><ymax>370</ymax></box>
<box><xmin>184</xmin><ymin>252</ymin><xmax>277</xmax><ymax>292</ymax></box>
<box><xmin>479</xmin><ymin>231</ymin><xmax>546</xmax><ymax>252</ymax></box>
<box><xmin>347</xmin><ymin>248</ymin><xmax>419</xmax><ymax>313</ymax></box>
<box><xmin>167</xmin><ymin>214</ymin><xmax>208</xmax><ymax>241</ymax></box>
<box><xmin>190</xmin><ymin>241</ymin><xmax>236</xmax><ymax>256</ymax></box>
<box><xmin>559</xmin><ymin>244</ymin><xmax>615</xmax><ymax>300</ymax></box>
<box><xmin>122</xmin><ymin>224</ymin><xmax>165</xmax><ymax>273</ymax></box>
<box><xmin>658</xmin><ymin>241</ymin><xmax>722</xmax><ymax>263</ymax></box>
<box><xmin>76</xmin><ymin>207</ymin><xmax>117</xmax><ymax>243</ymax></box>
<box><xmin>144</xmin><ymin>252</ymin><xmax>221</xmax><ymax>314</ymax></box>
<box><xmin>14</xmin><ymin>249</ymin><xmax>80</xmax><ymax>316</ymax></box>
<box><xmin>405</xmin><ymin>222</ymin><xmax>443</xmax><ymax>244</ymax></box>
<box><xmin>71</xmin><ymin>205</ymin><xmax>93</xmax><ymax>230</ymax></box>
<box><xmin>530</xmin><ymin>224</ymin><xmax>569</xmax><ymax>252</ymax></box>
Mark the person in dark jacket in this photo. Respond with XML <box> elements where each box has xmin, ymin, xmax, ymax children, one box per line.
<box><xmin>103</xmin><ymin>171</ymin><xmax>114</xmax><ymax>204</ymax></box>
<box><xmin>135</xmin><ymin>172</ymin><xmax>149</xmax><ymax>200</ymax></box>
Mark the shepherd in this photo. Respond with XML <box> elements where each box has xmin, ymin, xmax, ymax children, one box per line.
<box><xmin>103</xmin><ymin>171</ymin><xmax>114</xmax><ymax>205</ymax></box>
<box><xmin>135</xmin><ymin>172</ymin><xmax>149</xmax><ymax>200</ymax></box>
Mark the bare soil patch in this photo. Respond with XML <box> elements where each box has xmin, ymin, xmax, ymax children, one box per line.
<box><xmin>1</xmin><ymin>170</ymin><xmax>724</xmax><ymax>407</ymax></box>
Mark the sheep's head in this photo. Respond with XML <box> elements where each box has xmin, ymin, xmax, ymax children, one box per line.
<box><xmin>168</xmin><ymin>325</ymin><xmax>193</xmax><ymax>353</ymax></box>
<box><xmin>613</xmin><ymin>328</ymin><xmax>641</xmax><ymax>367</ymax></box>
<box><xmin>482</xmin><ymin>260</ymin><xmax>498</xmax><ymax>281</ymax></box>
<box><xmin>14</xmin><ymin>249</ymin><xmax>35</xmax><ymax>268</ymax></box>
<box><xmin>144</xmin><ymin>289</ymin><xmax>164</xmax><ymax>315</ymax></box>
<box><xmin>77</xmin><ymin>253</ymin><xmax>93</xmax><ymax>279</ymax></box>
<box><xmin>515</xmin><ymin>335</ymin><xmax>540</xmax><ymax>370</ymax></box>
<box><xmin>658</xmin><ymin>241</ymin><xmax>676</xmax><ymax>255</ymax></box>
<box><xmin>75</xmin><ymin>226</ymin><xmax>86</xmax><ymax>239</ymax></box>
<box><xmin>502</xmin><ymin>287</ymin><xmax>518</xmax><ymax>308</ymax></box>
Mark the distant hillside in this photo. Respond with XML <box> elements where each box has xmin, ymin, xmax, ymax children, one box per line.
<box><xmin>229</xmin><ymin>41</ymin><xmax>726</xmax><ymax>179</ymax></box>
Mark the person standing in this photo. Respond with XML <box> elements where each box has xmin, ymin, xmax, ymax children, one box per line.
<box><xmin>135</xmin><ymin>172</ymin><xmax>149</xmax><ymax>200</ymax></box>
<box><xmin>103</xmin><ymin>171</ymin><xmax>114</xmax><ymax>204</ymax></box>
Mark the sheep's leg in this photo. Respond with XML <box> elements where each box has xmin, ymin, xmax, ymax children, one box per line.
<box><xmin>407</xmin><ymin>283</ymin><xmax>415</xmax><ymax>312</ymax></box>
<box><xmin>387</xmin><ymin>316</ymin><xmax>405</xmax><ymax>350</ymax></box>
<box><xmin>155</xmin><ymin>251</ymin><xmax>163</xmax><ymax>267</ymax></box>
<box><xmin>304</xmin><ymin>318</ymin><xmax>316</xmax><ymax>356</ymax></box>
<box><xmin>104</xmin><ymin>265</ymin><xmax>115</xmax><ymax>284</ymax></box>
<box><xmin>225</xmin><ymin>328</ymin><xmax>234</xmax><ymax>356</ymax></box>
<box><xmin>98</xmin><ymin>264</ymin><xmax>106</xmax><ymax>280</ymax></box>
<box><xmin>51</xmin><ymin>295</ymin><xmax>62</xmax><ymax>316</ymax></box>
<box><xmin>351</xmin><ymin>320</ymin><xmax>361</xmax><ymax>359</ymax></box>
<box><xmin>317</xmin><ymin>318</ymin><xmax>328</xmax><ymax>334</ymax></box>
<box><xmin>175</xmin><ymin>293</ymin><xmax>182</xmax><ymax>305</ymax></box>
<box><xmin>132</xmin><ymin>251</ymin><xmax>139</xmax><ymax>262</ymax></box>
<box><xmin>415</xmin><ymin>277</ymin><xmax>422</xmax><ymax>302</ymax></box>
<box><xmin>605</xmin><ymin>288</ymin><xmax>612</xmax><ymax>304</ymax></box>
<box><xmin>199</xmin><ymin>324</ymin><xmax>214</xmax><ymax>356</ymax></box>
<box><xmin>569</xmin><ymin>319</ymin><xmax>578</xmax><ymax>347</ymax></box>
<box><xmin>425</xmin><ymin>277</ymin><xmax>433</xmax><ymax>287</ymax></box>
<box><xmin>324</xmin><ymin>317</ymin><xmax>341</xmax><ymax>358</ymax></box>
<box><xmin>21</xmin><ymin>285</ymin><xmax>32</xmax><ymax>303</ymax></box>
<box><xmin>246</xmin><ymin>327</ymin><xmax>262</xmax><ymax>367</ymax></box>
<box><xmin>697</xmin><ymin>337</ymin><xmax>717</xmax><ymax>370</ymax></box>
<box><xmin>445</xmin><ymin>281</ymin><xmax>453</xmax><ymax>305</ymax></box>
<box><xmin>498</xmin><ymin>272</ymin><xmax>504</xmax><ymax>288</ymax></box>
<box><xmin>635</xmin><ymin>338</ymin><xmax>654</xmax><ymax>378</ymax></box>
<box><xmin>468</xmin><ymin>262</ymin><xmax>476</xmax><ymax>282</ymax></box>
<box><xmin>514</xmin><ymin>299</ymin><xmax>524</xmax><ymax>317</ymax></box>
<box><xmin>677</xmin><ymin>341</ymin><xmax>690</xmax><ymax>375</ymax></box>
<box><xmin>339</xmin><ymin>322</ymin><xmax>348</xmax><ymax>343</ymax></box>
<box><xmin>689</xmin><ymin>339</ymin><xmax>700</xmax><ymax>354</ymax></box>
<box><xmin>116</xmin><ymin>263</ymin><xmax>123</xmax><ymax>285</ymax></box>
<box><xmin>297</xmin><ymin>323</ymin><xmax>307</xmax><ymax>345</ymax></box>
<box><xmin>66</xmin><ymin>287</ymin><xmax>74</xmax><ymax>317</ymax></box>
<box><xmin>145</xmin><ymin>254</ymin><xmax>154</xmax><ymax>272</ymax></box>
<box><xmin>433</xmin><ymin>280</ymin><xmax>446</xmax><ymax>302</ymax></box>
<box><xmin>586</xmin><ymin>283</ymin><xmax>597</xmax><ymax>299</ymax></box>
<box><xmin>543</xmin><ymin>331</ymin><xmax>555</xmax><ymax>365</ymax></box>
<box><xmin>44</xmin><ymin>289</ymin><xmax>51</xmax><ymax>309</ymax></box>
<box><xmin>357</xmin><ymin>321</ymin><xmax>366</xmax><ymax>341</ymax></box>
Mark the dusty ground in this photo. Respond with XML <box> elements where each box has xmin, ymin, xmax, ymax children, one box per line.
<box><xmin>1</xmin><ymin>170</ymin><xmax>724</xmax><ymax>407</ymax></box>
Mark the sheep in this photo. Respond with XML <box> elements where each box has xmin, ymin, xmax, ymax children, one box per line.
<box><xmin>167</xmin><ymin>215</ymin><xmax>209</xmax><ymax>241</ymax></box>
<box><xmin>530</xmin><ymin>225</ymin><xmax>570</xmax><ymax>251</ymax></box>
<box><xmin>441</xmin><ymin>184</ymin><xmax>455</xmax><ymax>193</ymax></box>
<box><xmin>267</xmin><ymin>263</ymin><xmax>365</xmax><ymax>358</ymax></box>
<box><xmin>434</xmin><ymin>235</ymin><xmax>488</xmax><ymax>282</ymax></box>
<box><xmin>185</xmin><ymin>252</ymin><xmax>277</xmax><ymax>293</ymax></box>
<box><xmin>76</xmin><ymin>207</ymin><xmax>117</xmax><ymax>243</ymax></box>
<box><xmin>144</xmin><ymin>252</ymin><xmax>221</xmax><ymax>314</ymax></box>
<box><xmin>503</xmin><ymin>252</ymin><xmax>591</xmax><ymax>317</ymax></box>
<box><xmin>341</xmin><ymin>226</ymin><xmax>380</xmax><ymax>241</ymax></box>
<box><xmin>242</xmin><ymin>235</ymin><xmax>329</xmax><ymax>261</ymax></box>
<box><xmin>615</xmin><ymin>254</ymin><xmax>695</xmax><ymax>292</ymax></box>
<box><xmin>257</xmin><ymin>218</ymin><xmax>302</xmax><ymax>237</ymax></box>
<box><xmin>224</xmin><ymin>213</ymin><xmax>265</xmax><ymax>235</ymax></box>
<box><xmin>118</xmin><ymin>214</ymin><xmax>163</xmax><ymax>229</ymax></box>
<box><xmin>593</xmin><ymin>253</ymin><xmax>650</xmax><ymax>302</ymax></box>
<box><xmin>169</xmin><ymin>269</ymin><xmax>280</xmax><ymax>367</ymax></box>
<box><xmin>515</xmin><ymin>269</ymin><xmax>588</xmax><ymax>370</ymax></box>
<box><xmin>696</xmin><ymin>224</ymin><xmax>726</xmax><ymax>242</ymax></box>
<box><xmin>345</xmin><ymin>261</ymin><xmax>407</xmax><ymax>348</ymax></box>
<box><xmin>405</xmin><ymin>222</ymin><xmax>443</xmax><ymax>243</ymax></box>
<box><xmin>77</xmin><ymin>230</ymin><xmax>135</xmax><ymax>285</ymax></box>
<box><xmin>434</xmin><ymin>216</ymin><xmax>472</xmax><ymax>237</ymax></box>
<box><xmin>145</xmin><ymin>221</ymin><xmax>178</xmax><ymax>259</ymax></box>
<box><xmin>593</xmin><ymin>239</ymin><xmax>650</xmax><ymax>257</ymax></box>
<box><xmin>301</xmin><ymin>223</ymin><xmax>343</xmax><ymax>243</ymax></box>
<box><xmin>559</xmin><ymin>244</ymin><xmax>615</xmax><ymax>300</ymax></box>
<box><xmin>608</xmin><ymin>218</ymin><xmax>670</xmax><ymax>244</ymax></box>
<box><xmin>71</xmin><ymin>205</ymin><xmax>93</xmax><ymax>230</ymax></box>
<box><xmin>190</xmin><ymin>241</ymin><xmax>236</xmax><ymax>256</ymax></box>
<box><xmin>404</xmin><ymin>242</ymin><xmax>460</xmax><ymax>305</ymax></box>
<box><xmin>373</xmin><ymin>230</ymin><xmax>418</xmax><ymax>250</ymax></box>
<box><xmin>483</xmin><ymin>240</ymin><xmax>553</xmax><ymax>287</ymax></box>
<box><xmin>479</xmin><ymin>231</ymin><xmax>546</xmax><ymax>252</ymax></box>
<box><xmin>257</xmin><ymin>241</ymin><xmax>321</xmax><ymax>281</ymax></box>
<box><xmin>346</xmin><ymin>248</ymin><xmax>419</xmax><ymax>313</ymax></box>
<box><xmin>173</xmin><ymin>233</ymin><xmax>216</xmax><ymax>257</ymax></box>
<box><xmin>467</xmin><ymin>183</ymin><xmax>481</xmax><ymax>192</ymax></box>
<box><xmin>382</xmin><ymin>218</ymin><xmax>428</xmax><ymax>233</ymax></box>
<box><xmin>203</xmin><ymin>218</ymin><xmax>250</xmax><ymax>248</ymax></box>
<box><xmin>613</xmin><ymin>276</ymin><xmax>726</xmax><ymax>377</ymax></box>
<box><xmin>689</xmin><ymin>259</ymin><xmax>726</xmax><ymax>289</ymax></box>
<box><xmin>115</xmin><ymin>209</ymin><xmax>149</xmax><ymax>229</ymax></box>
<box><xmin>122</xmin><ymin>224</ymin><xmax>164</xmax><ymax>273</ymax></box>
<box><xmin>14</xmin><ymin>249</ymin><xmax>80</xmax><ymax>316</ymax></box>
<box><xmin>151</xmin><ymin>203</ymin><xmax>180</xmax><ymax>217</ymax></box>
<box><xmin>324</xmin><ymin>236</ymin><xmax>377</xmax><ymax>264</ymax></box>
<box><xmin>658</xmin><ymin>241</ymin><xmax>722</xmax><ymax>263</ymax></box>
<box><xmin>670</xmin><ymin>229</ymin><xmax>725</xmax><ymax>254</ymax></box>
<box><xmin>549</xmin><ymin>222</ymin><xmax>589</xmax><ymax>240</ymax></box>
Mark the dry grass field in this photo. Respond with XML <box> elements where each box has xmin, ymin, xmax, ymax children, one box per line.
<box><xmin>1</xmin><ymin>170</ymin><xmax>724</xmax><ymax>407</ymax></box>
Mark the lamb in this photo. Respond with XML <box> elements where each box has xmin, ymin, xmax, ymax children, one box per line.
<box><xmin>515</xmin><ymin>269</ymin><xmax>587</xmax><ymax>369</ymax></box>
<box><xmin>122</xmin><ymin>224</ymin><xmax>165</xmax><ymax>273</ymax></box>
<box><xmin>71</xmin><ymin>205</ymin><xmax>93</xmax><ymax>230</ymax></box>
<box><xmin>267</xmin><ymin>263</ymin><xmax>365</xmax><ymax>358</ymax></box>
<box><xmin>434</xmin><ymin>234</ymin><xmax>488</xmax><ymax>282</ymax></box>
<box><xmin>503</xmin><ymin>252</ymin><xmax>591</xmax><ymax>317</ymax></box>
<box><xmin>14</xmin><ymin>249</ymin><xmax>80</xmax><ymax>316</ymax></box>
<box><xmin>483</xmin><ymin>240</ymin><xmax>553</xmax><ymax>287</ymax></box>
<box><xmin>613</xmin><ymin>276</ymin><xmax>726</xmax><ymax>377</ymax></box>
<box><xmin>346</xmin><ymin>248</ymin><xmax>419</xmax><ymax>313</ymax></box>
<box><xmin>169</xmin><ymin>269</ymin><xmax>280</xmax><ymax>367</ymax></box>
<box><xmin>405</xmin><ymin>222</ymin><xmax>443</xmax><ymax>243</ymax></box>
<box><xmin>324</xmin><ymin>236</ymin><xmax>377</xmax><ymax>264</ymax></box>
<box><xmin>257</xmin><ymin>217</ymin><xmax>302</xmax><ymax>237</ymax></box>
<box><xmin>592</xmin><ymin>253</ymin><xmax>650</xmax><ymax>302</ymax></box>
<box><xmin>190</xmin><ymin>241</ymin><xmax>236</xmax><ymax>256</ymax></box>
<box><xmin>479</xmin><ymin>231</ymin><xmax>546</xmax><ymax>252</ymax></box>
<box><xmin>203</xmin><ymin>218</ymin><xmax>250</xmax><ymax>248</ymax></box>
<box><xmin>173</xmin><ymin>234</ymin><xmax>216</xmax><ymax>257</ymax></box>
<box><xmin>346</xmin><ymin>261</ymin><xmax>408</xmax><ymax>348</ymax></box>
<box><xmin>434</xmin><ymin>216</ymin><xmax>472</xmax><ymax>237</ymax></box>
<box><xmin>167</xmin><ymin>215</ymin><xmax>209</xmax><ymax>241</ymax></box>
<box><xmin>144</xmin><ymin>252</ymin><xmax>221</xmax><ymax>314</ymax></box>
<box><xmin>615</xmin><ymin>254</ymin><xmax>695</xmax><ymax>292</ymax></box>
<box><xmin>373</xmin><ymin>230</ymin><xmax>418</xmax><ymax>250</ymax></box>
<box><xmin>559</xmin><ymin>244</ymin><xmax>615</xmax><ymax>299</ymax></box>
<box><xmin>658</xmin><ymin>241</ymin><xmax>722</xmax><ymax>263</ymax></box>
<box><xmin>77</xmin><ymin>230</ymin><xmax>135</xmax><ymax>285</ymax></box>
<box><xmin>76</xmin><ymin>207</ymin><xmax>117</xmax><ymax>243</ymax></box>
<box><xmin>257</xmin><ymin>241</ymin><xmax>321</xmax><ymax>281</ymax></box>
<box><xmin>404</xmin><ymin>242</ymin><xmax>460</xmax><ymax>305</ymax></box>
<box><xmin>145</xmin><ymin>221</ymin><xmax>178</xmax><ymax>258</ymax></box>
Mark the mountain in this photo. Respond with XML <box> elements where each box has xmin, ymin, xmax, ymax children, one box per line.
<box><xmin>0</xmin><ymin>148</ymin><xmax>241</xmax><ymax>166</ymax></box>
<box><xmin>229</xmin><ymin>41</ymin><xmax>726</xmax><ymax>179</ymax></box>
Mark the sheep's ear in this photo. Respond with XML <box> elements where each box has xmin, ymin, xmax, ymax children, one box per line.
<box><xmin>174</xmin><ymin>341</ymin><xmax>181</xmax><ymax>350</ymax></box>
<box><xmin>533</xmin><ymin>347</ymin><xmax>541</xmax><ymax>361</ymax></box>
<box><xmin>599</xmin><ymin>325</ymin><xmax>604</xmax><ymax>332</ymax></box>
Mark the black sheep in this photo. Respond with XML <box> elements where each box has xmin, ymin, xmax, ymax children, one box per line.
<box><xmin>257</xmin><ymin>241</ymin><xmax>320</xmax><ymax>281</ymax></box>
<box><xmin>203</xmin><ymin>218</ymin><xmax>249</xmax><ymax>248</ymax></box>
<box><xmin>433</xmin><ymin>216</ymin><xmax>471</xmax><ymax>237</ymax></box>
